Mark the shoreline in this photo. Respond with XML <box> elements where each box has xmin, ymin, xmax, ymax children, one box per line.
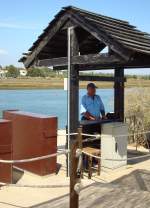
<box><xmin>0</xmin><ymin>78</ymin><xmax>150</xmax><ymax>89</ymax></box>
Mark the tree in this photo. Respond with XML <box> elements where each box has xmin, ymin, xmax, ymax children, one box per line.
<box><xmin>27</xmin><ymin>67</ymin><xmax>58</xmax><ymax>77</ymax></box>
<box><xmin>27</xmin><ymin>68</ymin><xmax>46</xmax><ymax>77</ymax></box>
<box><xmin>6</xmin><ymin>65</ymin><xmax>20</xmax><ymax>78</ymax></box>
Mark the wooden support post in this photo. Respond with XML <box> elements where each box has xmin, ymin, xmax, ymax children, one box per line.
<box><xmin>78</xmin><ymin>126</ymin><xmax>83</xmax><ymax>150</ymax></box>
<box><xmin>68</xmin><ymin>26</ymin><xmax>79</xmax><ymax>208</ymax></box>
<box><xmin>78</xmin><ymin>126</ymin><xmax>83</xmax><ymax>178</ymax></box>
<box><xmin>114</xmin><ymin>68</ymin><xmax>124</xmax><ymax>121</ymax></box>
<box><xmin>70</xmin><ymin>137</ymin><xmax>79</xmax><ymax>208</ymax></box>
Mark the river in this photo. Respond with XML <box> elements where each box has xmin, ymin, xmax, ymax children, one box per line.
<box><xmin>0</xmin><ymin>89</ymin><xmax>114</xmax><ymax>129</ymax></box>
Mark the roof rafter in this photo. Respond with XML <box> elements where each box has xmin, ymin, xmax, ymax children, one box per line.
<box><xmin>67</xmin><ymin>11</ymin><xmax>133</xmax><ymax>61</ymax></box>
<box><xmin>23</xmin><ymin>13</ymin><xmax>71</xmax><ymax>68</ymax></box>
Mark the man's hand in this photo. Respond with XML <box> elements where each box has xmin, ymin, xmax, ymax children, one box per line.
<box><xmin>84</xmin><ymin>112</ymin><xmax>96</xmax><ymax>120</ymax></box>
<box><xmin>102</xmin><ymin>115</ymin><xmax>107</xmax><ymax>120</ymax></box>
<box><xmin>89</xmin><ymin>115</ymin><xmax>96</xmax><ymax>120</ymax></box>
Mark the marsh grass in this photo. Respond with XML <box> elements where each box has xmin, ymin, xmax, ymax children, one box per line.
<box><xmin>125</xmin><ymin>87</ymin><xmax>150</xmax><ymax>148</ymax></box>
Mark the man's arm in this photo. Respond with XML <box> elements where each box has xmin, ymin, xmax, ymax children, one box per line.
<box><xmin>99</xmin><ymin>96</ymin><xmax>106</xmax><ymax>118</ymax></box>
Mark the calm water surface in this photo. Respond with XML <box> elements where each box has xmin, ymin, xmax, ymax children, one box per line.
<box><xmin>0</xmin><ymin>89</ymin><xmax>114</xmax><ymax>129</ymax></box>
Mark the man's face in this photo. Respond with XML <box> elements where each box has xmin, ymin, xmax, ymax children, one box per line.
<box><xmin>87</xmin><ymin>87</ymin><xmax>96</xmax><ymax>97</ymax></box>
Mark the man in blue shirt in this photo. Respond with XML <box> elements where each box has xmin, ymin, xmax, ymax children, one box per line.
<box><xmin>81</xmin><ymin>83</ymin><xmax>106</xmax><ymax>120</ymax></box>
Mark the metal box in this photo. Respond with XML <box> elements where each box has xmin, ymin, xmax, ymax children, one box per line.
<box><xmin>101</xmin><ymin>122</ymin><xmax>128</xmax><ymax>170</ymax></box>
<box><xmin>3</xmin><ymin>110</ymin><xmax>57</xmax><ymax>176</ymax></box>
<box><xmin>0</xmin><ymin>119</ymin><xmax>12</xmax><ymax>183</ymax></box>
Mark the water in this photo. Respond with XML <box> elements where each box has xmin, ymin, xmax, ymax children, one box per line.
<box><xmin>0</xmin><ymin>89</ymin><xmax>114</xmax><ymax>129</ymax></box>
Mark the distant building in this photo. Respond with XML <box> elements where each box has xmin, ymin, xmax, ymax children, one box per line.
<box><xmin>19</xmin><ymin>69</ymin><xmax>27</xmax><ymax>76</ymax></box>
<box><xmin>58</xmin><ymin>70</ymin><xmax>67</xmax><ymax>75</ymax></box>
<box><xmin>0</xmin><ymin>66</ymin><xmax>7</xmax><ymax>78</ymax></box>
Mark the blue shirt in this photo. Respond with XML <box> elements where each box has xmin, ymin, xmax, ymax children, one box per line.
<box><xmin>80</xmin><ymin>94</ymin><xmax>105</xmax><ymax>119</ymax></box>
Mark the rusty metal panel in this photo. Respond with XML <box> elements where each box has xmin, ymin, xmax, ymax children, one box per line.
<box><xmin>0</xmin><ymin>119</ymin><xmax>12</xmax><ymax>183</ymax></box>
<box><xmin>3</xmin><ymin>111</ymin><xmax>57</xmax><ymax>176</ymax></box>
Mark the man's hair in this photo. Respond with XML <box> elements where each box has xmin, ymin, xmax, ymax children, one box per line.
<box><xmin>87</xmin><ymin>83</ymin><xmax>97</xmax><ymax>89</ymax></box>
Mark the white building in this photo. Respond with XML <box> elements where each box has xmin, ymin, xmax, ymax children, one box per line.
<box><xmin>19</xmin><ymin>69</ymin><xmax>27</xmax><ymax>76</ymax></box>
<box><xmin>0</xmin><ymin>67</ymin><xmax>7</xmax><ymax>78</ymax></box>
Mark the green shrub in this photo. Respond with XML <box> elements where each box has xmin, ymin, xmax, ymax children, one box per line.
<box><xmin>27</xmin><ymin>68</ymin><xmax>46</xmax><ymax>77</ymax></box>
<box><xmin>6</xmin><ymin>65</ymin><xmax>20</xmax><ymax>78</ymax></box>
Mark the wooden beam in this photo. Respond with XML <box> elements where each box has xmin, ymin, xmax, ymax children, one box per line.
<box><xmin>78</xmin><ymin>57</ymin><xmax>150</xmax><ymax>70</ymax></box>
<box><xmin>38</xmin><ymin>56</ymin><xmax>150</xmax><ymax>70</ymax></box>
<box><xmin>114</xmin><ymin>68</ymin><xmax>124</xmax><ymax>121</ymax></box>
<box><xmin>79</xmin><ymin>75</ymin><xmax>126</xmax><ymax>82</ymax></box>
<box><xmin>39</xmin><ymin>57</ymin><xmax>67</xmax><ymax>67</ymax></box>
<box><xmin>37</xmin><ymin>53</ymin><xmax>150</xmax><ymax>70</ymax></box>
<box><xmin>38</xmin><ymin>53</ymin><xmax>121</xmax><ymax>67</ymax></box>
<box><xmin>69</xmin><ymin>32</ymin><xmax>79</xmax><ymax>132</ymax></box>
<box><xmin>68</xmin><ymin>27</ymin><xmax>79</xmax><ymax>208</ymax></box>
<box><xmin>73</xmin><ymin>53</ymin><xmax>120</xmax><ymax>65</ymax></box>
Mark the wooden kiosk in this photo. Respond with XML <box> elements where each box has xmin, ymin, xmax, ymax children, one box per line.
<box><xmin>19</xmin><ymin>6</ymin><xmax>150</xmax><ymax>208</ymax></box>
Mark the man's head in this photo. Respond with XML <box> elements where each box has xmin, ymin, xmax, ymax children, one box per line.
<box><xmin>87</xmin><ymin>83</ymin><xmax>97</xmax><ymax>97</ymax></box>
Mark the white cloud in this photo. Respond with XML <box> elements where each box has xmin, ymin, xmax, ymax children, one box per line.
<box><xmin>0</xmin><ymin>22</ymin><xmax>41</xmax><ymax>30</ymax></box>
<box><xmin>0</xmin><ymin>49</ymin><xmax>8</xmax><ymax>55</ymax></box>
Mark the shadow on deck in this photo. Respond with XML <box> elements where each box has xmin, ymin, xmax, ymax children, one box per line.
<box><xmin>28</xmin><ymin>169</ymin><xmax>150</xmax><ymax>208</ymax></box>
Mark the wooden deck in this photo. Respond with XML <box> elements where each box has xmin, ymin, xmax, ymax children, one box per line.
<box><xmin>0</xmin><ymin>131</ymin><xmax>150</xmax><ymax>208</ymax></box>
<box><xmin>36</xmin><ymin>169</ymin><xmax>150</xmax><ymax>208</ymax></box>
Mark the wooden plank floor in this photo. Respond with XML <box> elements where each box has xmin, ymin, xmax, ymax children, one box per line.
<box><xmin>36</xmin><ymin>169</ymin><xmax>150</xmax><ymax>208</ymax></box>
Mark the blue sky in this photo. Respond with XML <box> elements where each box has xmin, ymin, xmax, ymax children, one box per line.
<box><xmin>0</xmin><ymin>0</ymin><xmax>150</xmax><ymax>75</ymax></box>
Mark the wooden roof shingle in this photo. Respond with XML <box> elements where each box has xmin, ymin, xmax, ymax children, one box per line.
<box><xmin>19</xmin><ymin>6</ymin><xmax>150</xmax><ymax>68</ymax></box>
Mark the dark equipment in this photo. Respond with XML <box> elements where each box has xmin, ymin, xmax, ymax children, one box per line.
<box><xmin>80</xmin><ymin>118</ymin><xmax>119</xmax><ymax>147</ymax></box>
